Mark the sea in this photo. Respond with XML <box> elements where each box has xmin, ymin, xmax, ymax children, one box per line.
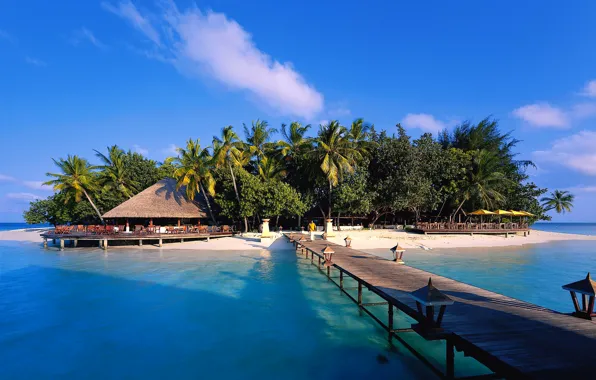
<box><xmin>0</xmin><ymin>222</ymin><xmax>594</xmax><ymax>378</ymax></box>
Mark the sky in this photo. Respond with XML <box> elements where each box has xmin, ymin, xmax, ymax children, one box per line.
<box><xmin>1</xmin><ymin>0</ymin><xmax>596</xmax><ymax>222</ymax></box>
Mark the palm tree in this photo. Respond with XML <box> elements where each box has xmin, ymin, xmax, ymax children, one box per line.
<box><xmin>94</xmin><ymin>145</ymin><xmax>138</xmax><ymax>199</ymax></box>
<box><xmin>453</xmin><ymin>150</ymin><xmax>510</xmax><ymax>216</ymax></box>
<box><xmin>243</xmin><ymin>119</ymin><xmax>278</xmax><ymax>164</ymax></box>
<box><xmin>278</xmin><ymin>122</ymin><xmax>312</xmax><ymax>159</ymax></box>
<box><xmin>213</xmin><ymin>125</ymin><xmax>249</xmax><ymax>232</ymax></box>
<box><xmin>541</xmin><ymin>190</ymin><xmax>574</xmax><ymax>214</ymax></box>
<box><xmin>171</xmin><ymin>139</ymin><xmax>217</xmax><ymax>224</ymax></box>
<box><xmin>313</xmin><ymin>121</ymin><xmax>362</xmax><ymax>218</ymax></box>
<box><xmin>44</xmin><ymin>155</ymin><xmax>105</xmax><ymax>224</ymax></box>
<box><xmin>347</xmin><ymin>118</ymin><xmax>372</xmax><ymax>154</ymax></box>
<box><xmin>258</xmin><ymin>155</ymin><xmax>286</xmax><ymax>181</ymax></box>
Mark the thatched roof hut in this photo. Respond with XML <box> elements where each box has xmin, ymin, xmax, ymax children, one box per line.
<box><xmin>103</xmin><ymin>178</ymin><xmax>208</xmax><ymax>219</ymax></box>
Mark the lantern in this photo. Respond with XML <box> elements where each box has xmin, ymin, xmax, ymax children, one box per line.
<box><xmin>390</xmin><ymin>244</ymin><xmax>405</xmax><ymax>264</ymax></box>
<box><xmin>410</xmin><ymin>278</ymin><xmax>454</xmax><ymax>337</ymax></box>
<box><xmin>344</xmin><ymin>236</ymin><xmax>352</xmax><ymax>247</ymax></box>
<box><xmin>562</xmin><ymin>272</ymin><xmax>596</xmax><ymax>320</ymax></box>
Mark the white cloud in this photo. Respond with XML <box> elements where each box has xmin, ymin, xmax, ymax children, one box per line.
<box><xmin>318</xmin><ymin>119</ymin><xmax>329</xmax><ymax>126</ymax></box>
<box><xmin>533</xmin><ymin>130</ymin><xmax>596</xmax><ymax>175</ymax></box>
<box><xmin>581</xmin><ymin>80</ymin><xmax>596</xmax><ymax>98</ymax></box>
<box><xmin>71</xmin><ymin>27</ymin><xmax>107</xmax><ymax>49</ymax></box>
<box><xmin>23</xmin><ymin>181</ymin><xmax>53</xmax><ymax>191</ymax></box>
<box><xmin>6</xmin><ymin>193</ymin><xmax>41</xmax><ymax>201</ymax></box>
<box><xmin>132</xmin><ymin>144</ymin><xmax>149</xmax><ymax>156</ymax></box>
<box><xmin>401</xmin><ymin>113</ymin><xmax>447</xmax><ymax>133</ymax></box>
<box><xmin>512</xmin><ymin>103</ymin><xmax>568</xmax><ymax>128</ymax></box>
<box><xmin>0</xmin><ymin>174</ymin><xmax>15</xmax><ymax>182</ymax></box>
<box><xmin>103</xmin><ymin>1</ymin><xmax>324</xmax><ymax>119</ymax></box>
<box><xmin>25</xmin><ymin>56</ymin><xmax>46</xmax><ymax>67</ymax></box>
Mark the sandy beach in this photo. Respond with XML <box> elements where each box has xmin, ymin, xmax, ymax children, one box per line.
<box><xmin>1</xmin><ymin>227</ymin><xmax>595</xmax><ymax>251</ymax></box>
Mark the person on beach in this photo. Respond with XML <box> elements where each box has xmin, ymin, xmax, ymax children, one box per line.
<box><xmin>308</xmin><ymin>221</ymin><xmax>316</xmax><ymax>240</ymax></box>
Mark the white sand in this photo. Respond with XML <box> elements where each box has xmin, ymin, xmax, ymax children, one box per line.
<box><xmin>1</xmin><ymin>228</ymin><xmax>595</xmax><ymax>251</ymax></box>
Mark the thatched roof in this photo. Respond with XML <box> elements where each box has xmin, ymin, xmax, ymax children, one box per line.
<box><xmin>103</xmin><ymin>178</ymin><xmax>208</xmax><ymax>219</ymax></box>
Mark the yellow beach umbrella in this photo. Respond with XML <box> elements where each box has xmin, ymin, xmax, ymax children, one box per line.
<box><xmin>519</xmin><ymin>211</ymin><xmax>535</xmax><ymax>217</ymax></box>
<box><xmin>469</xmin><ymin>209</ymin><xmax>496</xmax><ymax>224</ymax></box>
<box><xmin>509</xmin><ymin>210</ymin><xmax>526</xmax><ymax>225</ymax></box>
<box><xmin>469</xmin><ymin>209</ymin><xmax>496</xmax><ymax>215</ymax></box>
<box><xmin>493</xmin><ymin>210</ymin><xmax>513</xmax><ymax>215</ymax></box>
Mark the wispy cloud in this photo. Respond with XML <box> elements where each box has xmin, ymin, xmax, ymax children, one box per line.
<box><xmin>71</xmin><ymin>27</ymin><xmax>107</xmax><ymax>49</ymax></box>
<box><xmin>0</xmin><ymin>29</ymin><xmax>16</xmax><ymax>44</ymax></box>
<box><xmin>132</xmin><ymin>144</ymin><xmax>149</xmax><ymax>156</ymax></box>
<box><xmin>564</xmin><ymin>185</ymin><xmax>596</xmax><ymax>193</ymax></box>
<box><xmin>101</xmin><ymin>1</ymin><xmax>161</xmax><ymax>46</ymax></box>
<box><xmin>103</xmin><ymin>1</ymin><xmax>324</xmax><ymax>119</ymax></box>
<box><xmin>0</xmin><ymin>174</ymin><xmax>16</xmax><ymax>182</ymax></box>
<box><xmin>25</xmin><ymin>56</ymin><xmax>46</xmax><ymax>67</ymax></box>
<box><xmin>581</xmin><ymin>80</ymin><xmax>596</xmax><ymax>98</ymax></box>
<box><xmin>401</xmin><ymin>113</ymin><xmax>454</xmax><ymax>134</ymax></box>
<box><xmin>533</xmin><ymin>130</ymin><xmax>596</xmax><ymax>175</ymax></box>
<box><xmin>6</xmin><ymin>193</ymin><xmax>42</xmax><ymax>201</ymax></box>
<box><xmin>23</xmin><ymin>181</ymin><xmax>53</xmax><ymax>191</ymax></box>
<box><xmin>512</xmin><ymin>103</ymin><xmax>568</xmax><ymax>128</ymax></box>
<box><xmin>162</xmin><ymin>144</ymin><xmax>179</xmax><ymax>156</ymax></box>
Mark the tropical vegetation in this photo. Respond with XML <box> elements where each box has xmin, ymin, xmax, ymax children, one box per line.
<box><xmin>25</xmin><ymin>117</ymin><xmax>569</xmax><ymax>230</ymax></box>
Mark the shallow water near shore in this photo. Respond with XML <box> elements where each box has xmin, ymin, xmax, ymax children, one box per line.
<box><xmin>1</xmin><ymin>240</ymin><xmax>493</xmax><ymax>379</ymax></box>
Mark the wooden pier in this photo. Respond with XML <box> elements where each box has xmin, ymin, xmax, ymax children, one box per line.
<box><xmin>286</xmin><ymin>233</ymin><xmax>596</xmax><ymax>379</ymax></box>
<box><xmin>40</xmin><ymin>231</ymin><xmax>233</xmax><ymax>250</ymax></box>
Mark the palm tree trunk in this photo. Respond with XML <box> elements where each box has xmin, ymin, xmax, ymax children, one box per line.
<box><xmin>328</xmin><ymin>179</ymin><xmax>332</xmax><ymax>219</ymax></box>
<box><xmin>200</xmin><ymin>183</ymin><xmax>217</xmax><ymax>225</ymax></box>
<box><xmin>229</xmin><ymin>162</ymin><xmax>248</xmax><ymax>232</ymax></box>
<box><xmin>337</xmin><ymin>212</ymin><xmax>341</xmax><ymax>231</ymax></box>
<box><xmin>83</xmin><ymin>189</ymin><xmax>105</xmax><ymax>224</ymax></box>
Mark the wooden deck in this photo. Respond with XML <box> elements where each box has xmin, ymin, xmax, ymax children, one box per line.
<box><xmin>40</xmin><ymin>231</ymin><xmax>234</xmax><ymax>249</ymax></box>
<box><xmin>286</xmin><ymin>233</ymin><xmax>596</xmax><ymax>379</ymax></box>
<box><xmin>413</xmin><ymin>228</ymin><xmax>530</xmax><ymax>236</ymax></box>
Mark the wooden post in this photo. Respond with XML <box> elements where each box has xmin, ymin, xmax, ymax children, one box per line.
<box><xmin>103</xmin><ymin>239</ymin><xmax>108</xmax><ymax>250</ymax></box>
<box><xmin>73</xmin><ymin>240</ymin><xmax>78</xmax><ymax>248</ymax></box>
<box><xmin>571</xmin><ymin>291</ymin><xmax>580</xmax><ymax>312</ymax></box>
<box><xmin>388</xmin><ymin>304</ymin><xmax>394</xmax><ymax>341</ymax></box>
<box><xmin>139</xmin><ymin>239</ymin><xmax>143</xmax><ymax>246</ymax></box>
<box><xmin>177</xmin><ymin>219</ymin><xmax>181</xmax><ymax>227</ymax></box>
<box><xmin>207</xmin><ymin>237</ymin><xmax>210</xmax><ymax>242</ymax></box>
<box><xmin>43</xmin><ymin>238</ymin><xmax>48</xmax><ymax>249</ymax></box>
<box><xmin>59</xmin><ymin>239</ymin><xmax>64</xmax><ymax>251</ymax></box>
<box><xmin>358</xmin><ymin>282</ymin><xmax>362</xmax><ymax>305</ymax></box>
<box><xmin>318</xmin><ymin>256</ymin><xmax>321</xmax><ymax>268</ymax></box>
<box><xmin>340</xmin><ymin>271</ymin><xmax>344</xmax><ymax>289</ymax></box>
<box><xmin>99</xmin><ymin>240</ymin><xmax>103</xmax><ymax>249</ymax></box>
<box><xmin>159</xmin><ymin>238</ymin><xmax>163</xmax><ymax>247</ymax></box>
<box><xmin>589</xmin><ymin>296</ymin><xmax>596</xmax><ymax>316</ymax></box>
<box><xmin>181</xmin><ymin>238</ymin><xmax>184</xmax><ymax>243</ymax></box>
<box><xmin>327</xmin><ymin>265</ymin><xmax>330</xmax><ymax>277</ymax></box>
<box><xmin>311</xmin><ymin>252</ymin><xmax>314</xmax><ymax>264</ymax></box>
<box><xmin>446</xmin><ymin>339</ymin><xmax>455</xmax><ymax>379</ymax></box>
<box><xmin>426</xmin><ymin>306</ymin><xmax>434</xmax><ymax>326</ymax></box>
<box><xmin>582</xmin><ymin>294</ymin><xmax>587</xmax><ymax>311</ymax></box>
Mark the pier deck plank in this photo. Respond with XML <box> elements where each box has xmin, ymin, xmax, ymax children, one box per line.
<box><xmin>287</xmin><ymin>233</ymin><xmax>596</xmax><ymax>379</ymax></box>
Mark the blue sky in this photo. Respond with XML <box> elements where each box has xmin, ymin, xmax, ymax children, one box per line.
<box><xmin>2</xmin><ymin>0</ymin><xmax>596</xmax><ymax>222</ymax></box>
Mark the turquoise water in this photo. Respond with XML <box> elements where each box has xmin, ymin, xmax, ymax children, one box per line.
<box><xmin>533</xmin><ymin>222</ymin><xmax>596</xmax><ymax>236</ymax></box>
<box><xmin>1</xmin><ymin>240</ymin><xmax>493</xmax><ymax>379</ymax></box>
<box><xmin>369</xmin><ymin>240</ymin><xmax>596</xmax><ymax>313</ymax></box>
<box><xmin>0</xmin><ymin>223</ymin><xmax>50</xmax><ymax>231</ymax></box>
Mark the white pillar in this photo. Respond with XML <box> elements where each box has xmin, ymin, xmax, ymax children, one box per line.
<box><xmin>261</xmin><ymin>218</ymin><xmax>272</xmax><ymax>239</ymax></box>
<box><xmin>325</xmin><ymin>219</ymin><xmax>335</xmax><ymax>237</ymax></box>
<box><xmin>103</xmin><ymin>239</ymin><xmax>108</xmax><ymax>250</ymax></box>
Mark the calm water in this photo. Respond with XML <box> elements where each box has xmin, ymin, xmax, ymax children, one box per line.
<box><xmin>0</xmin><ymin>240</ymin><xmax>492</xmax><ymax>379</ymax></box>
<box><xmin>533</xmin><ymin>222</ymin><xmax>596</xmax><ymax>236</ymax></box>
<box><xmin>0</xmin><ymin>223</ymin><xmax>50</xmax><ymax>231</ymax></box>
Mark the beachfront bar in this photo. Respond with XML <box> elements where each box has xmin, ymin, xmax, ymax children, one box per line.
<box><xmin>41</xmin><ymin>179</ymin><xmax>235</xmax><ymax>249</ymax></box>
<box><xmin>413</xmin><ymin>209</ymin><xmax>533</xmax><ymax>236</ymax></box>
